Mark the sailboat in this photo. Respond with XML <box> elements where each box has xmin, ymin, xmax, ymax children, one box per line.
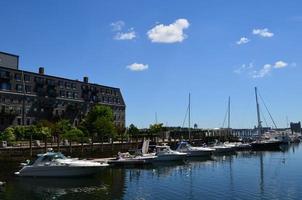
<box><xmin>176</xmin><ymin>93</ymin><xmax>216</xmax><ymax>157</ymax></box>
<box><xmin>251</xmin><ymin>87</ymin><xmax>283</xmax><ymax>150</ymax></box>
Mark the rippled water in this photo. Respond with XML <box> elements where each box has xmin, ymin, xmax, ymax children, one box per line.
<box><xmin>1</xmin><ymin>144</ymin><xmax>302</xmax><ymax>200</ymax></box>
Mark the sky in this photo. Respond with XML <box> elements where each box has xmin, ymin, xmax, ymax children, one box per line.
<box><xmin>0</xmin><ymin>0</ymin><xmax>301</xmax><ymax>129</ymax></box>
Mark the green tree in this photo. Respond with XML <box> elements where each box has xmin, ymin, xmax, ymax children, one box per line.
<box><xmin>128</xmin><ymin>124</ymin><xmax>139</xmax><ymax>142</ymax></box>
<box><xmin>149</xmin><ymin>123</ymin><xmax>164</xmax><ymax>141</ymax></box>
<box><xmin>2</xmin><ymin>127</ymin><xmax>16</xmax><ymax>144</ymax></box>
<box><xmin>62</xmin><ymin>127</ymin><xmax>83</xmax><ymax>153</ymax></box>
<box><xmin>24</xmin><ymin>125</ymin><xmax>38</xmax><ymax>156</ymax></box>
<box><xmin>54</xmin><ymin>119</ymin><xmax>72</xmax><ymax>151</ymax></box>
<box><xmin>36</xmin><ymin>126</ymin><xmax>51</xmax><ymax>152</ymax></box>
<box><xmin>13</xmin><ymin>126</ymin><xmax>26</xmax><ymax>140</ymax></box>
<box><xmin>128</xmin><ymin>124</ymin><xmax>140</xmax><ymax>147</ymax></box>
<box><xmin>36</xmin><ymin>120</ymin><xmax>55</xmax><ymax>152</ymax></box>
<box><xmin>84</xmin><ymin>105</ymin><xmax>116</xmax><ymax>146</ymax></box>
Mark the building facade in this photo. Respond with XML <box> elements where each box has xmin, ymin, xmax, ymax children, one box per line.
<box><xmin>0</xmin><ymin>52</ymin><xmax>126</xmax><ymax>131</ymax></box>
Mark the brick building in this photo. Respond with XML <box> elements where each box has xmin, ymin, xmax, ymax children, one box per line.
<box><xmin>0</xmin><ymin>51</ymin><xmax>126</xmax><ymax>131</ymax></box>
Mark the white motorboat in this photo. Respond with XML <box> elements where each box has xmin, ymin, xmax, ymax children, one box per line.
<box><xmin>107</xmin><ymin>152</ymin><xmax>157</xmax><ymax>165</ymax></box>
<box><xmin>152</xmin><ymin>145</ymin><xmax>187</xmax><ymax>161</ymax></box>
<box><xmin>108</xmin><ymin>140</ymin><xmax>157</xmax><ymax>165</ymax></box>
<box><xmin>212</xmin><ymin>143</ymin><xmax>234</xmax><ymax>154</ymax></box>
<box><xmin>224</xmin><ymin>142</ymin><xmax>251</xmax><ymax>151</ymax></box>
<box><xmin>15</xmin><ymin>152</ymin><xmax>108</xmax><ymax>177</ymax></box>
<box><xmin>176</xmin><ymin>141</ymin><xmax>215</xmax><ymax>157</ymax></box>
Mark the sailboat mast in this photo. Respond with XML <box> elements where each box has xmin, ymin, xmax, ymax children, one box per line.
<box><xmin>188</xmin><ymin>93</ymin><xmax>191</xmax><ymax>141</ymax></box>
<box><xmin>228</xmin><ymin>96</ymin><xmax>231</xmax><ymax>129</ymax></box>
<box><xmin>255</xmin><ymin>87</ymin><xmax>262</xmax><ymax>136</ymax></box>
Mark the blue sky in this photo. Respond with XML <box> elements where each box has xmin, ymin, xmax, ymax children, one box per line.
<box><xmin>0</xmin><ymin>0</ymin><xmax>301</xmax><ymax>128</ymax></box>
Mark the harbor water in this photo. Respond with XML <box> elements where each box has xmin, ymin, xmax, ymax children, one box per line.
<box><xmin>0</xmin><ymin>144</ymin><xmax>302</xmax><ymax>200</ymax></box>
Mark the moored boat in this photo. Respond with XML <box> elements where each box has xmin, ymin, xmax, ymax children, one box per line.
<box><xmin>176</xmin><ymin>141</ymin><xmax>215</xmax><ymax>157</ymax></box>
<box><xmin>107</xmin><ymin>152</ymin><xmax>156</xmax><ymax>166</ymax></box>
<box><xmin>152</xmin><ymin>145</ymin><xmax>187</xmax><ymax>161</ymax></box>
<box><xmin>15</xmin><ymin>152</ymin><xmax>108</xmax><ymax>177</ymax></box>
<box><xmin>251</xmin><ymin>139</ymin><xmax>282</xmax><ymax>151</ymax></box>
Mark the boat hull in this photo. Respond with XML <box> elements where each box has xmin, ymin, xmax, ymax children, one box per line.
<box><xmin>16</xmin><ymin>165</ymin><xmax>103</xmax><ymax>177</ymax></box>
<box><xmin>180</xmin><ymin>150</ymin><xmax>213</xmax><ymax>157</ymax></box>
<box><xmin>213</xmin><ymin>147</ymin><xmax>235</xmax><ymax>154</ymax></box>
<box><xmin>251</xmin><ymin>141</ymin><xmax>282</xmax><ymax>151</ymax></box>
<box><xmin>108</xmin><ymin>156</ymin><xmax>156</xmax><ymax>166</ymax></box>
<box><xmin>153</xmin><ymin>154</ymin><xmax>187</xmax><ymax>161</ymax></box>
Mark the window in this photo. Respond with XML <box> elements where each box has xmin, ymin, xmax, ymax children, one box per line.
<box><xmin>16</xmin><ymin>84</ymin><xmax>23</xmax><ymax>92</ymax></box>
<box><xmin>47</xmin><ymin>79</ymin><xmax>55</xmax><ymax>85</ymax></box>
<box><xmin>26</xmin><ymin>118</ymin><xmax>30</xmax><ymax>125</ymax></box>
<box><xmin>25</xmin><ymin>85</ymin><xmax>31</xmax><ymax>93</ymax></box>
<box><xmin>65</xmin><ymin>82</ymin><xmax>71</xmax><ymax>89</ymax></box>
<box><xmin>0</xmin><ymin>83</ymin><xmax>11</xmax><ymax>90</ymax></box>
<box><xmin>60</xmin><ymin>90</ymin><xmax>65</xmax><ymax>97</ymax></box>
<box><xmin>15</xmin><ymin>73</ymin><xmax>21</xmax><ymax>81</ymax></box>
<box><xmin>24</xmin><ymin>75</ymin><xmax>30</xmax><ymax>82</ymax></box>
<box><xmin>71</xmin><ymin>83</ymin><xmax>76</xmax><ymax>89</ymax></box>
<box><xmin>58</xmin><ymin>81</ymin><xmax>64</xmax><ymax>88</ymax></box>
<box><xmin>35</xmin><ymin>77</ymin><xmax>44</xmax><ymax>83</ymax></box>
<box><xmin>66</xmin><ymin>91</ymin><xmax>72</xmax><ymax>98</ymax></box>
<box><xmin>0</xmin><ymin>70</ymin><xmax>10</xmax><ymax>79</ymax></box>
<box><xmin>73</xmin><ymin>92</ymin><xmax>78</xmax><ymax>99</ymax></box>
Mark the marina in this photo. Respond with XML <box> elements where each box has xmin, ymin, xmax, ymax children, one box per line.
<box><xmin>0</xmin><ymin>143</ymin><xmax>302</xmax><ymax>199</ymax></box>
<box><xmin>0</xmin><ymin>1</ymin><xmax>301</xmax><ymax>199</ymax></box>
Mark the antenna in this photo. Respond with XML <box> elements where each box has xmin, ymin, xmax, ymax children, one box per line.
<box><xmin>155</xmin><ymin>112</ymin><xmax>158</xmax><ymax>124</ymax></box>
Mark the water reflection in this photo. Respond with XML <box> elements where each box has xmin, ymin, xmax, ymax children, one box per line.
<box><xmin>1</xmin><ymin>168</ymin><xmax>126</xmax><ymax>200</ymax></box>
<box><xmin>1</xmin><ymin>144</ymin><xmax>302</xmax><ymax>200</ymax></box>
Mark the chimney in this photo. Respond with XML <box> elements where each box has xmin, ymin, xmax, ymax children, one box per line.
<box><xmin>83</xmin><ymin>76</ymin><xmax>88</xmax><ymax>83</ymax></box>
<box><xmin>39</xmin><ymin>67</ymin><xmax>44</xmax><ymax>75</ymax></box>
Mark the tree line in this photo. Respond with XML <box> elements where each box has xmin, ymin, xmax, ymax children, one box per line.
<box><xmin>0</xmin><ymin>104</ymin><xmax>170</xmax><ymax>155</ymax></box>
<box><xmin>0</xmin><ymin>105</ymin><xmax>119</xmax><ymax>152</ymax></box>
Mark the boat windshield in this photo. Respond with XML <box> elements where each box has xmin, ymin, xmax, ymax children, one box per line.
<box><xmin>28</xmin><ymin>156</ymin><xmax>39</xmax><ymax>165</ymax></box>
<box><xmin>178</xmin><ymin>142</ymin><xmax>192</xmax><ymax>149</ymax></box>
<box><xmin>40</xmin><ymin>153</ymin><xmax>67</xmax><ymax>163</ymax></box>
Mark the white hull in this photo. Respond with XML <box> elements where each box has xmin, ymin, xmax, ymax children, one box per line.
<box><xmin>16</xmin><ymin>165</ymin><xmax>103</xmax><ymax>177</ymax></box>
<box><xmin>108</xmin><ymin>155</ymin><xmax>156</xmax><ymax>165</ymax></box>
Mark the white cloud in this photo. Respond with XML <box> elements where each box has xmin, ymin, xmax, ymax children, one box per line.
<box><xmin>126</xmin><ymin>63</ymin><xmax>148</xmax><ymax>71</ymax></box>
<box><xmin>114</xmin><ymin>31</ymin><xmax>136</xmax><ymax>40</ymax></box>
<box><xmin>252</xmin><ymin>28</ymin><xmax>274</xmax><ymax>38</ymax></box>
<box><xmin>252</xmin><ymin>64</ymin><xmax>272</xmax><ymax>78</ymax></box>
<box><xmin>234</xmin><ymin>62</ymin><xmax>254</xmax><ymax>74</ymax></box>
<box><xmin>274</xmin><ymin>60</ymin><xmax>288</xmax><ymax>68</ymax></box>
<box><xmin>236</xmin><ymin>60</ymin><xmax>290</xmax><ymax>78</ymax></box>
<box><xmin>111</xmin><ymin>21</ymin><xmax>125</xmax><ymax>31</ymax></box>
<box><xmin>147</xmin><ymin>18</ymin><xmax>190</xmax><ymax>43</ymax></box>
<box><xmin>236</xmin><ymin>37</ymin><xmax>250</xmax><ymax>45</ymax></box>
